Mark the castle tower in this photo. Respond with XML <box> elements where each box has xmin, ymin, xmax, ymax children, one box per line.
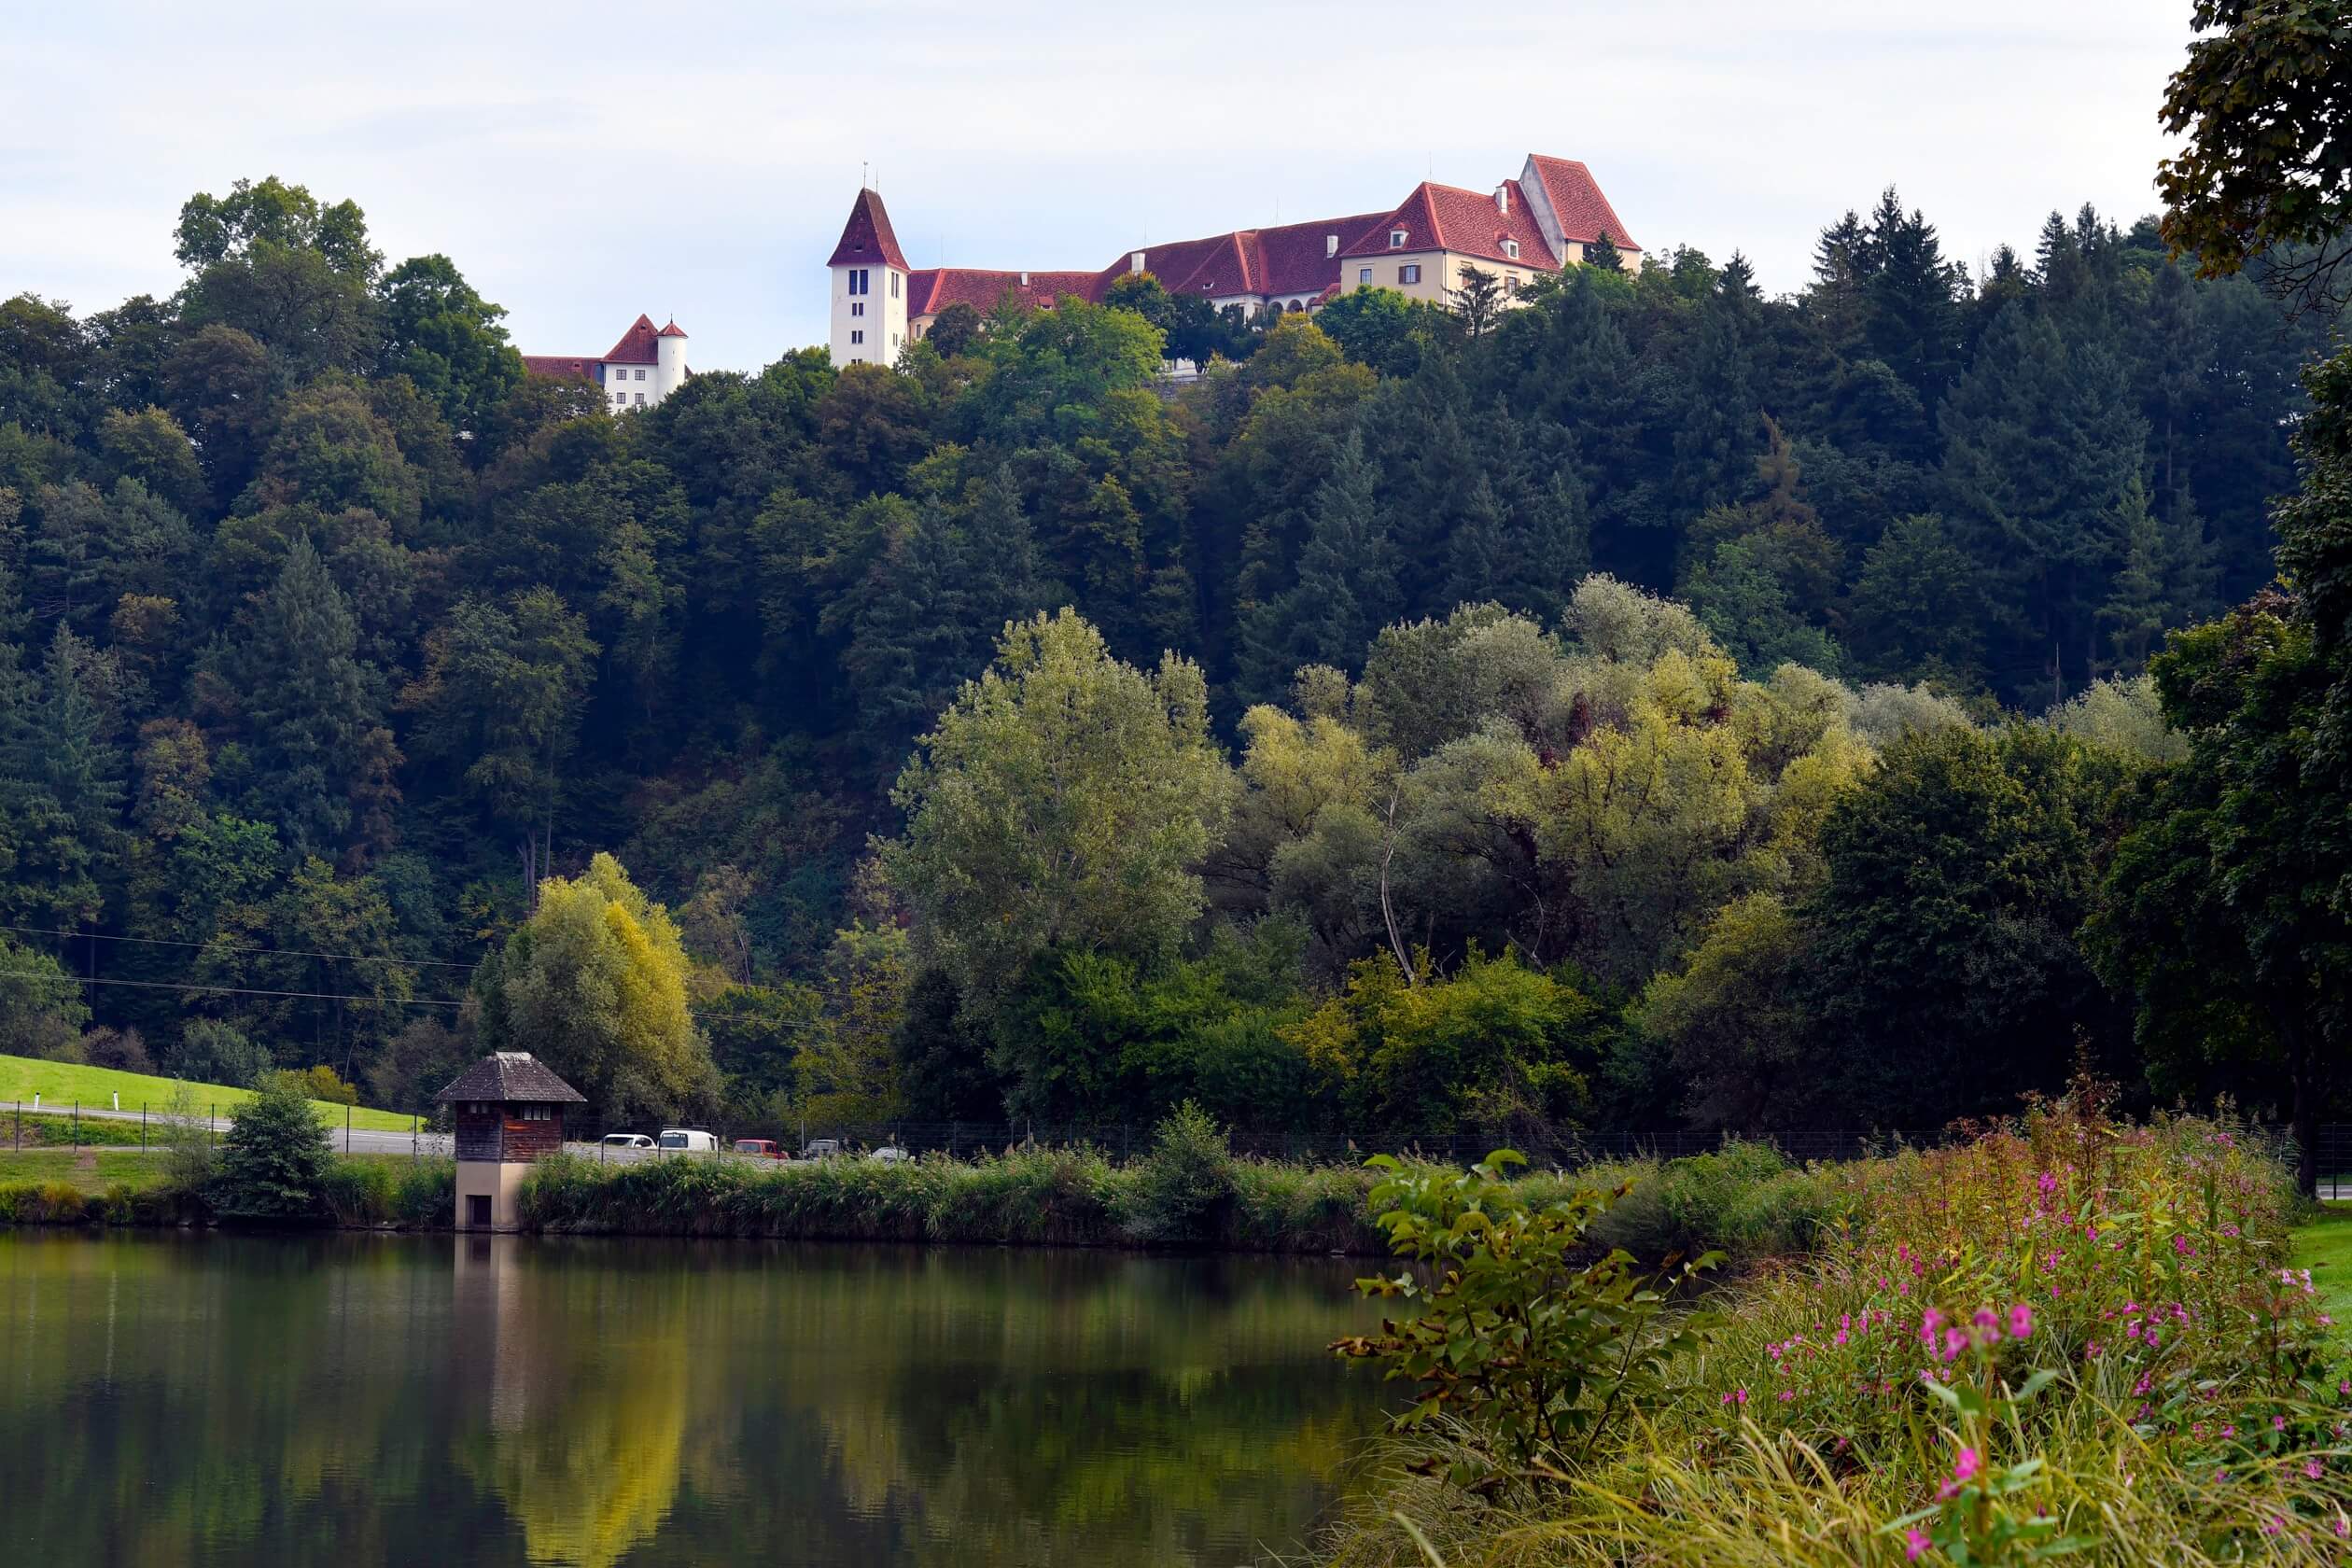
<box><xmin>436</xmin><ymin>1052</ymin><xmax>587</xmax><ymax>1232</ymax></box>
<box><xmin>654</xmin><ymin>319</ymin><xmax>690</xmax><ymax>399</ymax></box>
<box><xmin>827</xmin><ymin>187</ymin><xmax>908</xmax><ymax>369</ymax></box>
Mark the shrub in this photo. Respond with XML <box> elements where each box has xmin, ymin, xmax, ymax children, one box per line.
<box><xmin>156</xmin><ymin>1081</ymin><xmax>216</xmax><ymax>1205</ymax></box>
<box><xmin>269</xmin><ymin>1065</ymin><xmax>359</xmax><ymax>1106</ymax></box>
<box><xmin>210</xmin><ymin>1077</ymin><xmax>332</xmax><ymax>1222</ymax></box>
<box><xmin>320</xmin><ymin>1159</ymin><xmax>396</xmax><ymax>1225</ymax></box>
<box><xmin>395</xmin><ymin>1158</ymin><xmax>455</xmax><ymax>1224</ymax></box>
<box><xmin>166</xmin><ymin>1021</ymin><xmax>271</xmax><ymax>1087</ymax></box>
<box><xmin>1115</xmin><ymin>1101</ymin><xmax>1236</xmax><ymax>1245</ymax></box>
<box><xmin>1337</xmin><ymin>1151</ymin><xmax>1716</xmax><ymax>1480</ymax></box>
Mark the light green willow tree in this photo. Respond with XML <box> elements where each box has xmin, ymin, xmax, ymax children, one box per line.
<box><xmin>884</xmin><ymin>609</ymin><xmax>1236</xmax><ymax>1011</ymax></box>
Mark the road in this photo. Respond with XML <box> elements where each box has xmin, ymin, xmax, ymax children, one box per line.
<box><xmin>0</xmin><ymin>1100</ymin><xmax>661</xmax><ymax>1161</ymax></box>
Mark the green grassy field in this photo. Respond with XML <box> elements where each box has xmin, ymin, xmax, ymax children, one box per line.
<box><xmin>0</xmin><ymin>1055</ymin><xmax>418</xmax><ymax>1132</ymax></box>
<box><xmin>2288</xmin><ymin>1201</ymin><xmax>2352</xmax><ymax>1327</ymax></box>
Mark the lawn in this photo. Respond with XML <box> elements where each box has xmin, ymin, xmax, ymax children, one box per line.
<box><xmin>0</xmin><ymin>1149</ymin><xmax>171</xmax><ymax>1193</ymax></box>
<box><xmin>2288</xmin><ymin>1200</ymin><xmax>2352</xmax><ymax>1327</ymax></box>
<box><xmin>0</xmin><ymin>1054</ymin><xmax>419</xmax><ymax>1132</ymax></box>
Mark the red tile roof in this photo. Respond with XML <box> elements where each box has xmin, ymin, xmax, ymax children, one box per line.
<box><xmin>828</xmin><ymin>188</ymin><xmax>910</xmax><ymax>271</ymax></box>
<box><xmin>602</xmin><ymin>314</ymin><xmax>662</xmax><ymax>365</ymax></box>
<box><xmin>1525</xmin><ymin>156</ymin><xmax>1640</xmax><ymax>252</ymax></box>
<box><xmin>905</xmin><ymin>267</ymin><xmax>1104</xmax><ymax>315</ymax></box>
<box><xmin>521</xmin><ymin>355</ymin><xmax>598</xmax><ymax>383</ymax></box>
<box><xmin>889</xmin><ymin>155</ymin><xmax>1630</xmax><ymax>318</ymax></box>
<box><xmin>1340</xmin><ymin>181</ymin><xmax>1560</xmax><ymax>269</ymax></box>
<box><xmin>657</xmin><ymin>319</ymin><xmax>688</xmax><ymax>338</ymax></box>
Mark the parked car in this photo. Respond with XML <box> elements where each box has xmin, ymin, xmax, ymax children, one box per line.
<box><xmin>870</xmin><ymin>1144</ymin><xmax>912</xmax><ymax>1165</ymax></box>
<box><xmin>734</xmin><ymin>1139</ymin><xmax>786</xmax><ymax>1158</ymax></box>
<box><xmin>657</xmin><ymin>1128</ymin><xmax>719</xmax><ymax>1153</ymax></box>
<box><xmin>599</xmin><ymin>1133</ymin><xmax>654</xmax><ymax>1151</ymax></box>
<box><xmin>799</xmin><ymin>1139</ymin><xmax>843</xmax><ymax>1160</ymax></box>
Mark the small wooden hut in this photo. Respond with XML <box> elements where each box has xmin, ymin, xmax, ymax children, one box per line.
<box><xmin>434</xmin><ymin>1051</ymin><xmax>587</xmax><ymax>1231</ymax></box>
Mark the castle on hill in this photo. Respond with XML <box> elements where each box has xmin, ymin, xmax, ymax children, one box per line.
<box><xmin>826</xmin><ymin>154</ymin><xmax>1642</xmax><ymax>369</ymax></box>
<box><xmin>522</xmin><ymin>313</ymin><xmax>692</xmax><ymax>409</ymax></box>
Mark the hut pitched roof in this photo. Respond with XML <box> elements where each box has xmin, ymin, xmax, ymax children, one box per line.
<box><xmin>434</xmin><ymin>1052</ymin><xmax>588</xmax><ymax>1105</ymax></box>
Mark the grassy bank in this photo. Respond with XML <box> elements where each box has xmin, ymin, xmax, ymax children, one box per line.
<box><xmin>1317</xmin><ymin>1107</ymin><xmax>2352</xmax><ymax>1566</ymax></box>
<box><xmin>0</xmin><ymin>1149</ymin><xmax>453</xmax><ymax>1228</ymax></box>
<box><xmin>511</xmin><ymin>1133</ymin><xmax>1846</xmax><ymax>1256</ymax></box>
<box><xmin>0</xmin><ymin>1054</ymin><xmax>417</xmax><ymax>1131</ymax></box>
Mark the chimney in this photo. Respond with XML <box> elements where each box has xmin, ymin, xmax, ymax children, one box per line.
<box><xmin>1495</xmin><ymin>184</ymin><xmax>1511</xmax><ymax>214</ymax></box>
<box><xmin>1325</xmin><ymin>233</ymin><xmax>1338</xmax><ymax>259</ymax></box>
<box><xmin>1130</xmin><ymin>251</ymin><xmax>1145</xmax><ymax>273</ymax></box>
<box><xmin>1019</xmin><ymin>271</ymin><xmax>1029</xmax><ymax>287</ymax></box>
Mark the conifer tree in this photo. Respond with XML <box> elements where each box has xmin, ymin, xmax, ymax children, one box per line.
<box><xmin>1237</xmin><ymin>429</ymin><xmax>1398</xmax><ymax>696</ymax></box>
<box><xmin>244</xmin><ymin>534</ymin><xmax>370</xmax><ymax>855</ymax></box>
<box><xmin>1583</xmin><ymin>231</ymin><xmax>1625</xmax><ymax>273</ymax></box>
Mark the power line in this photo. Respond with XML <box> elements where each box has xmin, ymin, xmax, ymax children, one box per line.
<box><xmin>0</xmin><ymin>922</ymin><xmax>483</xmax><ymax>972</ymax></box>
<box><xmin>0</xmin><ymin>969</ymin><xmax>466</xmax><ymax>1009</ymax></box>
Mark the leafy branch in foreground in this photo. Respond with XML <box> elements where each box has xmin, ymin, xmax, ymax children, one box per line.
<box><xmin>1335</xmin><ymin>1150</ymin><xmax>1717</xmax><ymax>1490</ymax></box>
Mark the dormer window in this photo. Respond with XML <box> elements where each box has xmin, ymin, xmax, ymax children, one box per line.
<box><xmin>1390</xmin><ymin>230</ymin><xmax>1407</xmax><ymax>249</ymax></box>
<box><xmin>1503</xmin><ymin>239</ymin><xmax>1519</xmax><ymax>260</ymax></box>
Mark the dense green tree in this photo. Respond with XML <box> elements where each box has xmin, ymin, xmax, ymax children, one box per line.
<box><xmin>208</xmin><ymin>1072</ymin><xmax>334</xmax><ymax>1221</ymax></box>
<box><xmin>241</xmin><ymin>534</ymin><xmax>375</xmax><ymax>855</ymax></box>
<box><xmin>374</xmin><ymin>254</ymin><xmax>525</xmax><ymax>440</ymax></box>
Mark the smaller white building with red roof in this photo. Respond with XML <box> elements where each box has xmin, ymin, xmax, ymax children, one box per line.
<box><xmin>521</xmin><ymin>313</ymin><xmax>691</xmax><ymax>409</ymax></box>
<box><xmin>825</xmin><ymin>154</ymin><xmax>1640</xmax><ymax>369</ymax></box>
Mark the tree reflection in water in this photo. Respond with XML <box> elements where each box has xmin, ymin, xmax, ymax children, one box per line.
<box><xmin>0</xmin><ymin>1231</ymin><xmax>1384</xmax><ymax>1566</ymax></box>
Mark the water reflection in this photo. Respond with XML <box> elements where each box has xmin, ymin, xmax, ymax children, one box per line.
<box><xmin>0</xmin><ymin>1232</ymin><xmax>1384</xmax><ymax>1567</ymax></box>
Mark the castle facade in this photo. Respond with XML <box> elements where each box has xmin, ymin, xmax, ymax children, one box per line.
<box><xmin>826</xmin><ymin>154</ymin><xmax>1642</xmax><ymax>368</ymax></box>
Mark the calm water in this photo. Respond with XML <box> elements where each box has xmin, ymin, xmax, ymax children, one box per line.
<box><xmin>0</xmin><ymin>1231</ymin><xmax>1387</xmax><ymax>1567</ymax></box>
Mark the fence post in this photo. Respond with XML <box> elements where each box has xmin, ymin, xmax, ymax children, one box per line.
<box><xmin>142</xmin><ymin>1104</ymin><xmax>147</xmax><ymax>1152</ymax></box>
<box><xmin>345</xmin><ymin>1103</ymin><xmax>352</xmax><ymax>1155</ymax></box>
<box><xmin>73</xmin><ymin>1102</ymin><xmax>78</xmax><ymax>1152</ymax></box>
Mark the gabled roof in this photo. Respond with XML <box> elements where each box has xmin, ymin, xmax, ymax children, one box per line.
<box><xmin>521</xmin><ymin>355</ymin><xmax>598</xmax><ymax>383</ymax></box>
<box><xmin>828</xmin><ymin>188</ymin><xmax>910</xmax><ymax>271</ymax></box>
<box><xmin>1524</xmin><ymin>155</ymin><xmax>1640</xmax><ymax>252</ymax></box>
<box><xmin>1340</xmin><ymin>181</ymin><xmax>1560</xmax><ymax>269</ymax></box>
<box><xmin>435</xmin><ymin>1052</ymin><xmax>589</xmax><ymax>1105</ymax></box>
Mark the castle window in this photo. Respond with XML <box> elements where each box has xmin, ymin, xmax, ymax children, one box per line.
<box><xmin>1359</xmin><ymin>267</ymin><xmax>1371</xmax><ymax>284</ymax></box>
<box><xmin>634</xmin><ymin>368</ymin><xmax>645</xmax><ymax>380</ymax></box>
<box><xmin>635</xmin><ymin>392</ymin><xmax>644</xmax><ymax>405</ymax></box>
<box><xmin>891</xmin><ymin>272</ymin><xmax>900</xmax><ymax>299</ymax></box>
<box><xmin>1390</xmin><ymin>231</ymin><xmax>1407</xmax><ymax>248</ymax></box>
<box><xmin>1503</xmin><ymin>239</ymin><xmax>1519</xmax><ymax>259</ymax></box>
<box><xmin>1399</xmin><ymin>264</ymin><xmax>1421</xmax><ymax>285</ymax></box>
<box><xmin>851</xmin><ymin>301</ymin><xmax>863</xmax><ymax>316</ymax></box>
<box><xmin>848</xmin><ymin>268</ymin><xmax>869</xmax><ymax>297</ymax></box>
<box><xmin>851</xmin><ymin>329</ymin><xmax>864</xmax><ymax>344</ymax></box>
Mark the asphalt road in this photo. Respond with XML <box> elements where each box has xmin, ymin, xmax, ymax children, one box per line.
<box><xmin>0</xmin><ymin>1100</ymin><xmax>664</xmax><ymax>1161</ymax></box>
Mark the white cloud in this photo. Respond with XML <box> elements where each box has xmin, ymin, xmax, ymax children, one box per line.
<box><xmin>2</xmin><ymin>1</ymin><xmax>2189</xmax><ymax>371</ymax></box>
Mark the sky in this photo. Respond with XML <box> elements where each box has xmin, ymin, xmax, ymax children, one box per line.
<box><xmin>5</xmin><ymin>1</ymin><xmax>2192</xmax><ymax>373</ymax></box>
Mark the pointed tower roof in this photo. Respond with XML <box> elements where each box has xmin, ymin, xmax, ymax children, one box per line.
<box><xmin>657</xmin><ymin>319</ymin><xmax>688</xmax><ymax>338</ymax></box>
<box><xmin>827</xmin><ymin>187</ymin><xmax>910</xmax><ymax>270</ymax></box>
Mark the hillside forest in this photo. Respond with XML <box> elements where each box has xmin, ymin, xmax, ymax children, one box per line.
<box><xmin>4</xmin><ymin>173</ymin><xmax>2347</xmax><ymax>1177</ymax></box>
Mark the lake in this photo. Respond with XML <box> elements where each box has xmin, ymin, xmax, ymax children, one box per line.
<box><xmin>0</xmin><ymin>1231</ymin><xmax>1387</xmax><ymax>1567</ymax></box>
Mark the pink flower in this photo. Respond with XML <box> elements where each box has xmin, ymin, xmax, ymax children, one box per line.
<box><xmin>1905</xmin><ymin>1526</ymin><xmax>1931</xmax><ymax>1561</ymax></box>
<box><xmin>1953</xmin><ymin>1447</ymin><xmax>1981</xmax><ymax>1484</ymax></box>
<box><xmin>2307</xmin><ymin>1459</ymin><xmax>2325</xmax><ymax>1481</ymax></box>
<box><xmin>2334</xmin><ymin>1515</ymin><xmax>2348</xmax><ymax>1540</ymax></box>
<box><xmin>2009</xmin><ymin>1304</ymin><xmax>2034</xmax><ymax>1338</ymax></box>
<box><xmin>2221</xmin><ymin>1425</ymin><xmax>2237</xmax><ymax>1439</ymax></box>
<box><xmin>2275</xmin><ymin>1415</ymin><xmax>2289</xmax><ymax>1432</ymax></box>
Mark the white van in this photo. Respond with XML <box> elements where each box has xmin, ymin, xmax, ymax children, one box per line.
<box><xmin>656</xmin><ymin>1128</ymin><xmax>719</xmax><ymax>1153</ymax></box>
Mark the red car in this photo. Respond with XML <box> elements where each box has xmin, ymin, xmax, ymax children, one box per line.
<box><xmin>733</xmin><ymin>1139</ymin><xmax>788</xmax><ymax>1159</ymax></box>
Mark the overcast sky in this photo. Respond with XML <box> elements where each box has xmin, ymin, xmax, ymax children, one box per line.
<box><xmin>7</xmin><ymin>1</ymin><xmax>2191</xmax><ymax>373</ymax></box>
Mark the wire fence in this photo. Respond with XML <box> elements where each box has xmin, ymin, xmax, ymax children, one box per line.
<box><xmin>12</xmin><ymin>1099</ymin><xmax>2352</xmax><ymax>1189</ymax></box>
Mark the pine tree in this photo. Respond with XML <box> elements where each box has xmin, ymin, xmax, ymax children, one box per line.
<box><xmin>244</xmin><ymin>534</ymin><xmax>370</xmax><ymax>855</ymax></box>
<box><xmin>2096</xmin><ymin>476</ymin><xmax>2170</xmax><ymax>674</ymax></box>
<box><xmin>1864</xmin><ymin>191</ymin><xmax>1960</xmax><ymax>410</ymax></box>
<box><xmin>1439</xmin><ymin>473</ymin><xmax>1510</xmax><ymax>612</ymax></box>
<box><xmin>1583</xmin><ymin>231</ymin><xmax>1625</xmax><ymax>273</ymax></box>
<box><xmin>1237</xmin><ymin>429</ymin><xmax>1398</xmax><ymax>695</ymax></box>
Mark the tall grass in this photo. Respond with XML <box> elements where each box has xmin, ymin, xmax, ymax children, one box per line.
<box><xmin>1313</xmin><ymin>1105</ymin><xmax>2352</xmax><ymax>1566</ymax></box>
